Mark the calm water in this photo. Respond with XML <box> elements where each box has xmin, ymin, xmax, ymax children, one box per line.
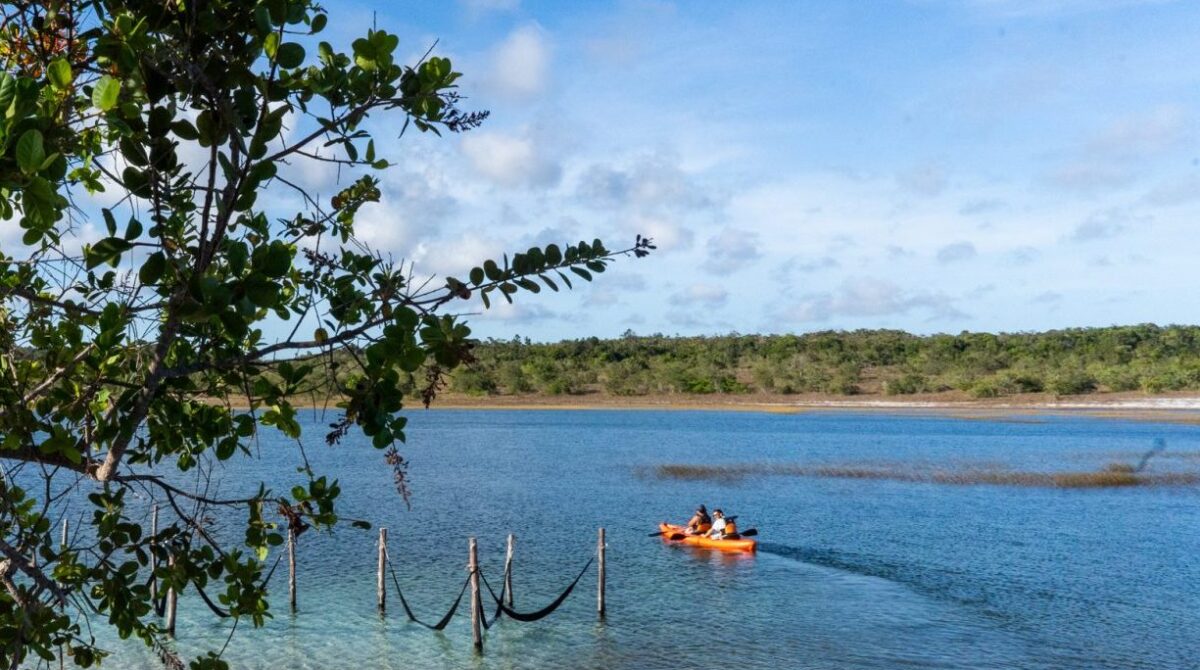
<box><xmin>88</xmin><ymin>409</ymin><xmax>1198</xmax><ymax>669</ymax></box>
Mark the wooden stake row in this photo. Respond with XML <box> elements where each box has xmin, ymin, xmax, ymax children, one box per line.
<box><xmin>159</xmin><ymin>523</ymin><xmax>608</xmax><ymax>653</ymax></box>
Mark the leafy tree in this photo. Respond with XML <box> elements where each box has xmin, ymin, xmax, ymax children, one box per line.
<box><xmin>0</xmin><ymin>1</ymin><xmax>651</xmax><ymax>667</ymax></box>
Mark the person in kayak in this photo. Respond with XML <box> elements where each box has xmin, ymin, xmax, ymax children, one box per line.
<box><xmin>722</xmin><ymin>516</ymin><xmax>739</xmax><ymax>538</ymax></box>
<box><xmin>708</xmin><ymin>509</ymin><xmax>727</xmax><ymax>538</ymax></box>
<box><xmin>685</xmin><ymin>505</ymin><xmax>712</xmax><ymax>535</ymax></box>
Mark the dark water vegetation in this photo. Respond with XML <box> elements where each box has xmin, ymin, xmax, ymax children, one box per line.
<box><xmin>438</xmin><ymin>325</ymin><xmax>1200</xmax><ymax>399</ymax></box>
<box><xmin>644</xmin><ymin>461</ymin><xmax>1200</xmax><ymax>488</ymax></box>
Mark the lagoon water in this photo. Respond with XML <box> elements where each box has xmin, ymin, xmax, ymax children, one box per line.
<box><xmin>98</xmin><ymin>409</ymin><xmax>1198</xmax><ymax>669</ymax></box>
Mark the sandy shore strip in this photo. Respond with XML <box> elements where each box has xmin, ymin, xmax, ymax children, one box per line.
<box><xmin>223</xmin><ymin>391</ymin><xmax>1200</xmax><ymax>423</ymax></box>
<box><xmin>420</xmin><ymin>391</ymin><xmax>1200</xmax><ymax>423</ymax></box>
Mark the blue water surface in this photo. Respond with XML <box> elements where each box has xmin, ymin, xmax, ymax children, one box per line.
<box><xmin>89</xmin><ymin>409</ymin><xmax>1199</xmax><ymax>669</ymax></box>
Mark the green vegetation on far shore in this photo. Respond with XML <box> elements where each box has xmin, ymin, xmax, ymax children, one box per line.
<box><xmin>441</xmin><ymin>325</ymin><xmax>1200</xmax><ymax>399</ymax></box>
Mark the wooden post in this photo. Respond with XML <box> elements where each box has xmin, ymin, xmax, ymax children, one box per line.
<box><xmin>597</xmin><ymin>527</ymin><xmax>606</xmax><ymax>619</ymax></box>
<box><xmin>149</xmin><ymin>505</ymin><xmax>158</xmax><ymax>603</ymax></box>
<box><xmin>469</xmin><ymin>537</ymin><xmax>482</xmax><ymax>653</ymax></box>
<box><xmin>503</xmin><ymin>533</ymin><xmax>515</xmax><ymax>607</ymax></box>
<box><xmin>288</xmin><ymin>527</ymin><xmax>297</xmax><ymax>613</ymax></box>
<box><xmin>58</xmin><ymin>519</ymin><xmax>67</xmax><ymax>669</ymax></box>
<box><xmin>377</xmin><ymin>528</ymin><xmax>387</xmax><ymax>612</ymax></box>
<box><xmin>165</xmin><ymin>553</ymin><xmax>177</xmax><ymax>636</ymax></box>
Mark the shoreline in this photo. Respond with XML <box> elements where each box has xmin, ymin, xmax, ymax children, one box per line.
<box><xmin>239</xmin><ymin>391</ymin><xmax>1200</xmax><ymax>423</ymax></box>
<box><xmin>420</xmin><ymin>391</ymin><xmax>1200</xmax><ymax>423</ymax></box>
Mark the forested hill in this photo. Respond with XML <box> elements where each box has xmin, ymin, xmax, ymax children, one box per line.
<box><xmin>444</xmin><ymin>325</ymin><xmax>1200</xmax><ymax>399</ymax></box>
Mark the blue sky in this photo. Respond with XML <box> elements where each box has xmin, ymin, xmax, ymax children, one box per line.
<box><xmin>49</xmin><ymin>0</ymin><xmax>1200</xmax><ymax>343</ymax></box>
<box><xmin>365</xmin><ymin>0</ymin><xmax>1198</xmax><ymax>342</ymax></box>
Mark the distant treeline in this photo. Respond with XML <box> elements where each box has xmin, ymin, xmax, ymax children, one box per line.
<box><xmin>442</xmin><ymin>325</ymin><xmax>1200</xmax><ymax>398</ymax></box>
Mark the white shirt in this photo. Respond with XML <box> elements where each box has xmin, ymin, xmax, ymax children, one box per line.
<box><xmin>710</xmin><ymin>517</ymin><xmax>727</xmax><ymax>536</ymax></box>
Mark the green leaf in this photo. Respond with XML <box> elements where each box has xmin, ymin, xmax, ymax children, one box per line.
<box><xmin>85</xmin><ymin>237</ymin><xmax>133</xmax><ymax>269</ymax></box>
<box><xmin>0</xmin><ymin>74</ymin><xmax>15</xmax><ymax>112</ymax></box>
<box><xmin>570</xmin><ymin>267</ymin><xmax>593</xmax><ymax>281</ymax></box>
<box><xmin>469</xmin><ymin>267</ymin><xmax>484</xmax><ymax>285</ymax></box>
<box><xmin>263</xmin><ymin>31</ymin><xmax>280</xmax><ymax>59</ymax></box>
<box><xmin>16</xmin><ymin>130</ymin><xmax>45</xmax><ymax>175</ymax></box>
<box><xmin>244</xmin><ymin>279</ymin><xmax>279</xmax><ymax>307</ymax></box>
<box><xmin>257</xmin><ymin>242</ymin><xmax>292</xmax><ymax>278</ymax></box>
<box><xmin>170</xmin><ymin>119</ymin><xmax>199</xmax><ymax>141</ymax></box>
<box><xmin>196</xmin><ymin>111</ymin><xmax>217</xmax><ymax>146</ymax></box>
<box><xmin>311</xmin><ymin>13</ymin><xmax>328</xmax><ymax>33</ymax></box>
<box><xmin>276</xmin><ymin>43</ymin><xmax>306</xmax><ymax>68</ymax></box>
<box><xmin>121</xmin><ymin>166</ymin><xmax>151</xmax><ymax>199</ymax></box>
<box><xmin>254</xmin><ymin>5</ymin><xmax>273</xmax><ymax>34</ymax></box>
<box><xmin>92</xmin><ymin>75</ymin><xmax>121</xmax><ymax>111</ymax></box>
<box><xmin>47</xmin><ymin>59</ymin><xmax>72</xmax><ymax>90</ymax></box>
<box><xmin>139</xmin><ymin>252</ymin><xmax>165</xmax><ymax>284</ymax></box>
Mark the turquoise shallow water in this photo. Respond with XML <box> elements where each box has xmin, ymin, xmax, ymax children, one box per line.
<box><xmin>68</xmin><ymin>409</ymin><xmax>1199</xmax><ymax>669</ymax></box>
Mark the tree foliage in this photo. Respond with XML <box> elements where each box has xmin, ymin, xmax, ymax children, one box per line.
<box><xmin>444</xmin><ymin>325</ymin><xmax>1200</xmax><ymax>399</ymax></box>
<box><xmin>0</xmin><ymin>1</ymin><xmax>650</xmax><ymax>667</ymax></box>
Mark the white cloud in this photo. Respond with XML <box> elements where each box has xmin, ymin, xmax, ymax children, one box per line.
<box><xmin>1142</xmin><ymin>175</ymin><xmax>1200</xmax><ymax>206</ymax></box>
<box><xmin>1049</xmin><ymin>162</ymin><xmax>1134</xmax><ymax>192</ymax></box>
<box><xmin>625</xmin><ymin>215</ymin><xmax>693</xmax><ymax>253</ymax></box>
<box><xmin>781</xmin><ymin>256</ymin><xmax>839</xmax><ymax>273</ymax></box>
<box><xmin>461</xmin><ymin>0</ymin><xmax>519</xmax><ymax>14</ymax></box>
<box><xmin>705</xmin><ymin>228</ymin><xmax>761</xmax><ymax>274</ymax></box>
<box><xmin>489</xmin><ymin>24</ymin><xmax>550</xmax><ymax>99</ymax></box>
<box><xmin>477</xmin><ymin>301</ymin><xmax>559</xmax><ymax>323</ymax></box>
<box><xmin>1009</xmin><ymin>246</ymin><xmax>1040</xmax><ymax>264</ymax></box>
<box><xmin>670</xmin><ymin>283</ymin><xmax>728</xmax><ymax>307</ymax></box>
<box><xmin>410</xmin><ymin>233</ymin><xmax>505</xmax><ymax>278</ymax></box>
<box><xmin>936</xmin><ymin>241</ymin><xmax>977</xmax><ymax>263</ymax></box>
<box><xmin>576</xmin><ymin>153</ymin><xmax>714</xmax><ymax>214</ymax></box>
<box><xmin>1048</xmin><ymin>106</ymin><xmax>1190</xmax><ymax>193</ymax></box>
<box><xmin>460</xmin><ymin>131</ymin><xmax>561</xmax><ymax>188</ymax></box>
<box><xmin>1086</xmin><ymin>105</ymin><xmax>1189</xmax><ymax>159</ymax></box>
<box><xmin>936</xmin><ymin>0</ymin><xmax>1179</xmax><ymax>18</ymax></box>
<box><xmin>959</xmin><ymin>198</ymin><xmax>1007</xmax><ymax>216</ymax></box>
<box><xmin>349</xmin><ymin>165</ymin><xmax>460</xmax><ymax>257</ymax></box>
<box><xmin>1031</xmin><ymin>291</ymin><xmax>1062</xmax><ymax>304</ymax></box>
<box><xmin>353</xmin><ymin>198</ymin><xmax>415</xmax><ymax>253</ymax></box>
<box><xmin>1069</xmin><ymin>208</ymin><xmax>1148</xmax><ymax>243</ymax></box>
<box><xmin>896</xmin><ymin>163</ymin><xmax>948</xmax><ymax>197</ymax></box>
<box><xmin>779</xmin><ymin>277</ymin><xmax>966</xmax><ymax>323</ymax></box>
<box><xmin>584</xmin><ymin>288</ymin><xmax>622</xmax><ymax>307</ymax></box>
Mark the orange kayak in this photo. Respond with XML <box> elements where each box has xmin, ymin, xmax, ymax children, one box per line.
<box><xmin>659</xmin><ymin>523</ymin><xmax>757</xmax><ymax>552</ymax></box>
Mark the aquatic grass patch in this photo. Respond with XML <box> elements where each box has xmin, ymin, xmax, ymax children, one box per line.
<box><xmin>642</xmin><ymin>462</ymin><xmax>1200</xmax><ymax>488</ymax></box>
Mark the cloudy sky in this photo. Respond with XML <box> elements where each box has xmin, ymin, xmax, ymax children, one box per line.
<box><xmin>78</xmin><ymin>0</ymin><xmax>1200</xmax><ymax>342</ymax></box>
